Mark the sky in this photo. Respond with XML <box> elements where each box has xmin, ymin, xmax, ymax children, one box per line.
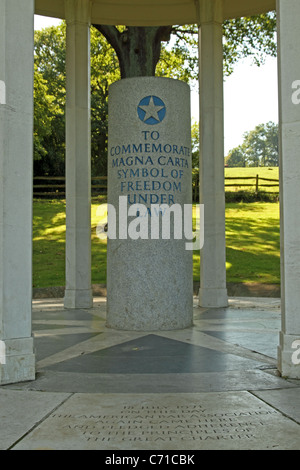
<box><xmin>34</xmin><ymin>15</ymin><xmax>278</xmax><ymax>155</ymax></box>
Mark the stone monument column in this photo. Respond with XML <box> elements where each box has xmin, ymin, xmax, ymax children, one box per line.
<box><xmin>197</xmin><ymin>0</ymin><xmax>228</xmax><ymax>308</ymax></box>
<box><xmin>277</xmin><ymin>0</ymin><xmax>300</xmax><ymax>379</ymax></box>
<box><xmin>106</xmin><ymin>77</ymin><xmax>193</xmax><ymax>330</ymax></box>
<box><xmin>0</xmin><ymin>0</ymin><xmax>35</xmax><ymax>384</ymax></box>
<box><xmin>64</xmin><ymin>0</ymin><xmax>93</xmax><ymax>309</ymax></box>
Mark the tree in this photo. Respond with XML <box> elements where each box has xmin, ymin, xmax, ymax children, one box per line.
<box><xmin>94</xmin><ymin>12</ymin><xmax>277</xmax><ymax>79</ymax></box>
<box><xmin>90</xmin><ymin>27</ymin><xmax>120</xmax><ymax>175</ymax></box>
<box><xmin>226</xmin><ymin>147</ymin><xmax>246</xmax><ymax>167</ymax></box>
<box><xmin>34</xmin><ymin>13</ymin><xmax>277</xmax><ymax>176</ymax></box>
<box><xmin>223</xmin><ymin>12</ymin><xmax>277</xmax><ymax>76</ymax></box>
<box><xmin>34</xmin><ymin>24</ymin><xmax>197</xmax><ymax>176</ymax></box>
<box><xmin>34</xmin><ymin>65</ymin><xmax>58</xmax><ymax>164</ymax></box>
<box><xmin>34</xmin><ymin>24</ymin><xmax>66</xmax><ymax>176</ymax></box>
<box><xmin>34</xmin><ymin>24</ymin><xmax>120</xmax><ymax>176</ymax></box>
<box><xmin>191</xmin><ymin>120</ymin><xmax>200</xmax><ymax>169</ymax></box>
<box><xmin>226</xmin><ymin>122</ymin><xmax>278</xmax><ymax>167</ymax></box>
<box><xmin>93</xmin><ymin>26</ymin><xmax>172</xmax><ymax>78</ymax></box>
<box><xmin>243</xmin><ymin>122</ymin><xmax>278</xmax><ymax>167</ymax></box>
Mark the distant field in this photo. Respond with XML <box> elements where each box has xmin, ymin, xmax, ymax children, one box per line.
<box><xmin>225</xmin><ymin>167</ymin><xmax>279</xmax><ymax>178</ymax></box>
<box><xmin>225</xmin><ymin>167</ymin><xmax>279</xmax><ymax>193</ymax></box>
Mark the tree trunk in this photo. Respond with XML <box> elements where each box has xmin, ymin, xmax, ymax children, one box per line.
<box><xmin>93</xmin><ymin>25</ymin><xmax>172</xmax><ymax>78</ymax></box>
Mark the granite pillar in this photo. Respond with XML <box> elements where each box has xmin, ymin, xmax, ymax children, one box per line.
<box><xmin>106</xmin><ymin>77</ymin><xmax>193</xmax><ymax>330</ymax></box>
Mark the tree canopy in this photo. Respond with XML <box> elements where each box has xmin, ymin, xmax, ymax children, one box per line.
<box><xmin>34</xmin><ymin>23</ymin><xmax>194</xmax><ymax>176</ymax></box>
<box><xmin>34</xmin><ymin>23</ymin><xmax>120</xmax><ymax>176</ymax></box>
<box><xmin>93</xmin><ymin>12</ymin><xmax>276</xmax><ymax>79</ymax></box>
<box><xmin>34</xmin><ymin>12</ymin><xmax>277</xmax><ymax>177</ymax></box>
<box><xmin>223</xmin><ymin>12</ymin><xmax>277</xmax><ymax>76</ymax></box>
<box><xmin>226</xmin><ymin>122</ymin><xmax>278</xmax><ymax>167</ymax></box>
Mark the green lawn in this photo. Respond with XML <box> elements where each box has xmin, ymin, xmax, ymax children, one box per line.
<box><xmin>33</xmin><ymin>198</ymin><xmax>280</xmax><ymax>288</ymax></box>
<box><xmin>226</xmin><ymin>202</ymin><xmax>280</xmax><ymax>284</ymax></box>
<box><xmin>225</xmin><ymin>167</ymin><xmax>279</xmax><ymax>179</ymax></box>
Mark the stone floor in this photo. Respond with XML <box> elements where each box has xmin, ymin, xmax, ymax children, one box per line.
<box><xmin>0</xmin><ymin>296</ymin><xmax>299</xmax><ymax>450</ymax></box>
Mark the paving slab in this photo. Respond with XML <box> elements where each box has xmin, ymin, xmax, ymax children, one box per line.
<box><xmin>0</xmin><ymin>389</ymin><xmax>71</xmax><ymax>450</ymax></box>
<box><xmin>12</xmin><ymin>392</ymin><xmax>300</xmax><ymax>450</ymax></box>
<box><xmin>1</xmin><ymin>297</ymin><xmax>299</xmax><ymax>450</ymax></box>
<box><xmin>5</xmin><ymin>369</ymin><xmax>296</xmax><ymax>394</ymax></box>
<box><xmin>204</xmin><ymin>330</ymin><xmax>279</xmax><ymax>359</ymax></box>
<box><xmin>253</xmin><ymin>388</ymin><xmax>300</xmax><ymax>424</ymax></box>
<box><xmin>42</xmin><ymin>334</ymin><xmax>269</xmax><ymax>374</ymax></box>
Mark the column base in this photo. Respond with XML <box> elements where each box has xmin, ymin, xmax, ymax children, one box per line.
<box><xmin>199</xmin><ymin>287</ymin><xmax>228</xmax><ymax>308</ymax></box>
<box><xmin>278</xmin><ymin>332</ymin><xmax>300</xmax><ymax>379</ymax></box>
<box><xmin>0</xmin><ymin>337</ymin><xmax>35</xmax><ymax>385</ymax></box>
<box><xmin>64</xmin><ymin>289</ymin><xmax>93</xmax><ymax>309</ymax></box>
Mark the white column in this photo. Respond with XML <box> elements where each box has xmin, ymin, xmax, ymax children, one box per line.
<box><xmin>0</xmin><ymin>0</ymin><xmax>35</xmax><ymax>384</ymax></box>
<box><xmin>197</xmin><ymin>0</ymin><xmax>228</xmax><ymax>308</ymax></box>
<box><xmin>277</xmin><ymin>0</ymin><xmax>300</xmax><ymax>379</ymax></box>
<box><xmin>64</xmin><ymin>0</ymin><xmax>93</xmax><ymax>309</ymax></box>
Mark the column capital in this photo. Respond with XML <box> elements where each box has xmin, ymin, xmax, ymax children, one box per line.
<box><xmin>65</xmin><ymin>0</ymin><xmax>93</xmax><ymax>25</ymax></box>
<box><xmin>195</xmin><ymin>0</ymin><xmax>223</xmax><ymax>25</ymax></box>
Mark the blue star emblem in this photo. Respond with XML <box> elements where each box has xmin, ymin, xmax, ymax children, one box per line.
<box><xmin>137</xmin><ymin>96</ymin><xmax>166</xmax><ymax>125</ymax></box>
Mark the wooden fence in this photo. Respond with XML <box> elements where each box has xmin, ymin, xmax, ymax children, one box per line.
<box><xmin>33</xmin><ymin>174</ymin><xmax>279</xmax><ymax>199</ymax></box>
<box><xmin>224</xmin><ymin>175</ymin><xmax>279</xmax><ymax>192</ymax></box>
<box><xmin>192</xmin><ymin>174</ymin><xmax>279</xmax><ymax>201</ymax></box>
<box><xmin>33</xmin><ymin>176</ymin><xmax>107</xmax><ymax>198</ymax></box>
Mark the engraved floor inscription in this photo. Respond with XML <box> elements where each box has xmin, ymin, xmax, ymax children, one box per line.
<box><xmin>55</xmin><ymin>405</ymin><xmax>277</xmax><ymax>443</ymax></box>
<box><xmin>13</xmin><ymin>392</ymin><xmax>300</xmax><ymax>450</ymax></box>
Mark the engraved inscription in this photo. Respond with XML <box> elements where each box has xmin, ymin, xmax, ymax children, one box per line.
<box><xmin>51</xmin><ymin>404</ymin><xmax>278</xmax><ymax>443</ymax></box>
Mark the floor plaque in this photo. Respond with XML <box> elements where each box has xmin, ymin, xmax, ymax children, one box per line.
<box><xmin>13</xmin><ymin>392</ymin><xmax>300</xmax><ymax>450</ymax></box>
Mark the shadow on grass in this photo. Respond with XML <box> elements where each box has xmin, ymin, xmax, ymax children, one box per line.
<box><xmin>225</xmin><ymin>204</ymin><xmax>280</xmax><ymax>284</ymax></box>
<box><xmin>33</xmin><ymin>200</ymin><xmax>108</xmax><ymax>287</ymax></box>
<box><xmin>33</xmin><ymin>200</ymin><xmax>66</xmax><ymax>288</ymax></box>
<box><xmin>33</xmin><ymin>200</ymin><xmax>280</xmax><ymax>288</ymax></box>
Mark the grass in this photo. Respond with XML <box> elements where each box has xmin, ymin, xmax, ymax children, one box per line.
<box><xmin>225</xmin><ymin>167</ymin><xmax>279</xmax><ymax>179</ymax></box>
<box><xmin>33</xmin><ymin>199</ymin><xmax>66</xmax><ymax>287</ymax></box>
<box><xmin>226</xmin><ymin>202</ymin><xmax>280</xmax><ymax>284</ymax></box>
<box><xmin>33</xmin><ymin>197</ymin><xmax>280</xmax><ymax>289</ymax></box>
